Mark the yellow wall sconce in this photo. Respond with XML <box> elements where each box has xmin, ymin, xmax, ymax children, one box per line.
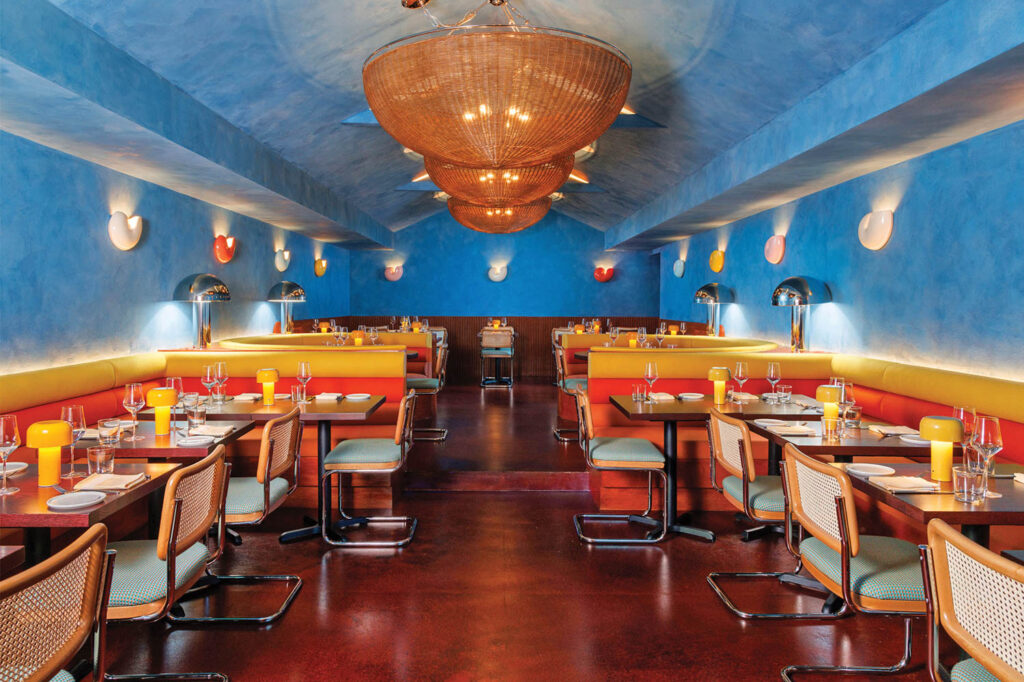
<box><xmin>858</xmin><ymin>209</ymin><xmax>894</xmax><ymax>250</ymax></box>
<box><xmin>709</xmin><ymin>250</ymin><xmax>725</xmax><ymax>273</ymax></box>
<box><xmin>920</xmin><ymin>416</ymin><xmax>963</xmax><ymax>482</ymax></box>
<box><xmin>26</xmin><ymin>420</ymin><xmax>72</xmax><ymax>487</ymax></box>
<box><xmin>108</xmin><ymin>211</ymin><xmax>143</xmax><ymax>251</ymax></box>
<box><xmin>274</xmin><ymin>249</ymin><xmax>291</xmax><ymax>272</ymax></box>
<box><xmin>764</xmin><ymin>235</ymin><xmax>786</xmax><ymax>264</ymax></box>
<box><xmin>314</xmin><ymin>258</ymin><xmax>328</xmax><ymax>277</ymax></box>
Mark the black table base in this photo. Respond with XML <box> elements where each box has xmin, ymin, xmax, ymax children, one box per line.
<box><xmin>661</xmin><ymin>421</ymin><xmax>716</xmax><ymax>542</ymax></box>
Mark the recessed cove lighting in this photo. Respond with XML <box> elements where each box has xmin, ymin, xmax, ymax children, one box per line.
<box><xmin>858</xmin><ymin>210</ymin><xmax>894</xmax><ymax>250</ymax></box>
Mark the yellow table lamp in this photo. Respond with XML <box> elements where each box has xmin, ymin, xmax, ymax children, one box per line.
<box><xmin>708</xmin><ymin>366</ymin><xmax>731</xmax><ymax>405</ymax></box>
<box><xmin>920</xmin><ymin>416</ymin><xmax>963</xmax><ymax>482</ymax></box>
<box><xmin>256</xmin><ymin>368</ymin><xmax>280</xmax><ymax>406</ymax></box>
<box><xmin>668</xmin><ymin>324</ymin><xmax>679</xmax><ymax>336</ymax></box>
<box><xmin>147</xmin><ymin>387</ymin><xmax>178</xmax><ymax>436</ymax></box>
<box><xmin>627</xmin><ymin>332</ymin><xmax>638</xmax><ymax>348</ymax></box>
<box><xmin>492</xmin><ymin>319</ymin><xmax>501</xmax><ymax>329</ymax></box>
<box><xmin>815</xmin><ymin>385</ymin><xmax>842</xmax><ymax>420</ymax></box>
<box><xmin>573</xmin><ymin>324</ymin><xmax>585</xmax><ymax>334</ymax></box>
<box><xmin>411</xmin><ymin>321</ymin><xmax>422</xmax><ymax>332</ymax></box>
<box><xmin>593</xmin><ymin>320</ymin><xmax>601</xmax><ymax>332</ymax></box>
<box><xmin>351</xmin><ymin>330</ymin><xmax>365</xmax><ymax>346</ymax></box>
<box><xmin>27</xmin><ymin>420</ymin><xmax>72</xmax><ymax>487</ymax></box>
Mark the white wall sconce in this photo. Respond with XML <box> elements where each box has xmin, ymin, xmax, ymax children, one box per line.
<box><xmin>384</xmin><ymin>264</ymin><xmax>404</xmax><ymax>281</ymax></box>
<box><xmin>672</xmin><ymin>258</ymin><xmax>685</xmax><ymax>278</ymax></box>
<box><xmin>274</xmin><ymin>249</ymin><xmax>291</xmax><ymax>272</ymax></box>
<box><xmin>108</xmin><ymin>211</ymin><xmax>143</xmax><ymax>251</ymax></box>
<box><xmin>764</xmin><ymin>235</ymin><xmax>786</xmax><ymax>264</ymax></box>
<box><xmin>858</xmin><ymin>209</ymin><xmax>894</xmax><ymax>250</ymax></box>
<box><xmin>488</xmin><ymin>264</ymin><xmax>508</xmax><ymax>282</ymax></box>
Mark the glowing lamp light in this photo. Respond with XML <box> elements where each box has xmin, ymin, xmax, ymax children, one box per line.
<box><xmin>668</xmin><ymin>324</ymin><xmax>679</xmax><ymax>336</ymax></box>
<box><xmin>920</xmin><ymin>416</ymin><xmax>964</xmax><ymax>482</ymax></box>
<box><xmin>213</xmin><ymin>235</ymin><xmax>237</xmax><ymax>263</ymax></box>
<box><xmin>858</xmin><ymin>210</ymin><xmax>894</xmax><ymax>251</ymax></box>
<box><xmin>411</xmin><ymin>321</ymin><xmax>422</xmax><ymax>332</ymax></box>
<box><xmin>487</xmin><ymin>264</ymin><xmax>508</xmax><ymax>282</ymax></box>
<box><xmin>108</xmin><ymin>211</ymin><xmax>143</xmax><ymax>251</ymax></box>
<box><xmin>627</xmin><ymin>332</ymin><xmax>638</xmax><ymax>348</ymax></box>
<box><xmin>492</xmin><ymin>318</ymin><xmax>501</xmax><ymax>329</ymax></box>
<box><xmin>593</xmin><ymin>319</ymin><xmax>601</xmax><ymax>332</ymax></box>
<box><xmin>26</xmin><ymin>420</ymin><xmax>72</xmax><ymax>487</ymax></box>
<box><xmin>709</xmin><ymin>250</ymin><xmax>725</xmax><ymax>273</ymax></box>
<box><xmin>256</xmin><ymin>368</ymin><xmax>279</xmax><ymax>406</ymax></box>
<box><xmin>594</xmin><ymin>267</ymin><xmax>614</xmax><ymax>283</ymax></box>
<box><xmin>274</xmin><ymin>249</ymin><xmax>291</xmax><ymax>272</ymax></box>
<box><xmin>815</xmin><ymin>385</ymin><xmax>842</xmax><ymax>421</ymax></box>
<box><xmin>573</xmin><ymin>324</ymin><xmax>585</xmax><ymax>334</ymax></box>
<box><xmin>147</xmin><ymin>387</ymin><xmax>178</xmax><ymax>436</ymax></box>
<box><xmin>351</xmin><ymin>330</ymin><xmax>365</xmax><ymax>346</ymax></box>
<box><xmin>384</xmin><ymin>265</ymin><xmax>403</xmax><ymax>282</ymax></box>
<box><xmin>708</xmin><ymin>367</ymin><xmax>731</xmax><ymax>405</ymax></box>
<box><xmin>672</xmin><ymin>259</ymin><xmax>685</xmax><ymax>278</ymax></box>
<box><xmin>764</xmin><ymin>235</ymin><xmax>785</xmax><ymax>265</ymax></box>
<box><xmin>314</xmin><ymin>258</ymin><xmax>327</xmax><ymax>277</ymax></box>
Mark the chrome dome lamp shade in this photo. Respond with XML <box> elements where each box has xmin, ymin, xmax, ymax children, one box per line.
<box><xmin>693</xmin><ymin>283</ymin><xmax>734</xmax><ymax>337</ymax></box>
<box><xmin>174</xmin><ymin>274</ymin><xmax>230</xmax><ymax>349</ymax></box>
<box><xmin>771</xmin><ymin>276</ymin><xmax>832</xmax><ymax>352</ymax></box>
<box><xmin>267</xmin><ymin>281</ymin><xmax>306</xmax><ymax>334</ymax></box>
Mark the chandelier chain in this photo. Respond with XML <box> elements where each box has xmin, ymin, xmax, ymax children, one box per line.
<box><xmin>420</xmin><ymin>0</ymin><xmax>532</xmax><ymax>31</ymax></box>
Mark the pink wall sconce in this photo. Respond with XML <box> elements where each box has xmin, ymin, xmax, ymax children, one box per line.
<box><xmin>764</xmin><ymin>235</ymin><xmax>785</xmax><ymax>264</ymax></box>
<box><xmin>384</xmin><ymin>264</ymin><xmax>404</xmax><ymax>282</ymax></box>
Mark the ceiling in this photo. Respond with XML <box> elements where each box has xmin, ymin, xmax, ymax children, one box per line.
<box><xmin>45</xmin><ymin>0</ymin><xmax>950</xmax><ymax>238</ymax></box>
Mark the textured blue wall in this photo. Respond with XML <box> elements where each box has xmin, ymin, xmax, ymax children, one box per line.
<box><xmin>0</xmin><ymin>133</ymin><xmax>349</xmax><ymax>372</ymax></box>
<box><xmin>349</xmin><ymin>211</ymin><xmax>659</xmax><ymax>317</ymax></box>
<box><xmin>659</xmin><ymin>121</ymin><xmax>1024</xmax><ymax>379</ymax></box>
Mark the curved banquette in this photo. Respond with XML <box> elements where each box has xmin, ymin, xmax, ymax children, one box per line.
<box><xmin>219</xmin><ymin>332</ymin><xmax>434</xmax><ymax>376</ymax></box>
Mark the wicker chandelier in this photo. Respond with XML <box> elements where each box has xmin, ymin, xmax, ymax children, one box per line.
<box><xmin>425</xmin><ymin>153</ymin><xmax>573</xmax><ymax>206</ymax></box>
<box><xmin>448</xmin><ymin>196</ymin><xmax>551</xmax><ymax>234</ymax></box>
<box><xmin>364</xmin><ymin>1</ymin><xmax>631</xmax><ymax>168</ymax></box>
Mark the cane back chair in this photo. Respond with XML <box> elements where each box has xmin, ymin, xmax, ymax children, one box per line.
<box><xmin>409</xmin><ymin>344</ymin><xmax>449</xmax><ymax>442</ymax></box>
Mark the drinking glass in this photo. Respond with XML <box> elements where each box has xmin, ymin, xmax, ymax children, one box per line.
<box><xmin>390</xmin><ymin>316</ymin><xmax>397</xmax><ymax>330</ymax></box>
<box><xmin>637</xmin><ymin>327</ymin><xmax>647</xmax><ymax>347</ymax></box>
<box><xmin>766</xmin><ymin>362</ymin><xmax>782</xmax><ymax>402</ymax></box>
<box><xmin>313</xmin><ymin>319</ymin><xmax>320</xmax><ymax>333</ymax></box>
<box><xmin>166</xmin><ymin>377</ymin><xmax>184</xmax><ymax>434</ymax></box>
<box><xmin>422</xmin><ymin>319</ymin><xmax>430</xmax><ymax>331</ymax></box>
<box><xmin>122</xmin><ymin>383</ymin><xmax>145</xmax><ymax>441</ymax></box>
<box><xmin>829</xmin><ymin>376</ymin><xmax>845</xmax><ymax>386</ymax></box>
<box><xmin>60</xmin><ymin>404</ymin><xmax>86</xmax><ymax>479</ymax></box>
<box><xmin>734</xmin><ymin>362</ymin><xmax>748</xmax><ymax>394</ymax></box>
<box><xmin>297</xmin><ymin>361</ymin><xmax>312</xmax><ymax>402</ymax></box>
<box><xmin>501</xmin><ymin>317</ymin><xmax>508</xmax><ymax>327</ymax></box>
<box><xmin>97</xmin><ymin>418</ymin><xmax>121</xmax><ymax>445</ymax></box>
<box><xmin>186</xmin><ymin>401</ymin><xmax>207</xmax><ymax>436</ymax></box>
<box><xmin>655</xmin><ymin>326</ymin><xmax>665</xmax><ymax>347</ymax></box>
<box><xmin>0</xmin><ymin>415</ymin><xmax>20</xmax><ymax>495</ymax></box>
<box><xmin>201</xmin><ymin>365</ymin><xmax>217</xmax><ymax>399</ymax></box>
<box><xmin>776</xmin><ymin>384</ymin><xmax>792</xmax><ymax>403</ymax></box>
<box><xmin>843</xmin><ymin>405</ymin><xmax>863</xmax><ymax>431</ymax></box>
<box><xmin>369</xmin><ymin>328</ymin><xmax>380</xmax><ymax>345</ymax></box>
<box><xmin>952</xmin><ymin>406</ymin><xmax>976</xmax><ymax>453</ymax></box>
<box><xmin>339</xmin><ymin>328</ymin><xmax>350</xmax><ymax>345</ymax></box>
<box><xmin>585</xmin><ymin>319</ymin><xmax>594</xmax><ymax>333</ymax></box>
<box><xmin>643</xmin><ymin>362</ymin><xmax>659</xmax><ymax>401</ymax></box>
<box><xmin>214</xmin><ymin>362</ymin><xmax>229</xmax><ymax>403</ymax></box>
<box><xmin>86</xmin><ymin>446</ymin><xmax>115</xmax><ymax>475</ymax></box>
<box><xmin>609</xmin><ymin>328</ymin><xmax>620</xmax><ymax>346</ymax></box>
<box><xmin>822</xmin><ymin>417</ymin><xmax>840</xmax><ymax>442</ymax></box>
<box><xmin>290</xmin><ymin>384</ymin><xmax>305</xmax><ymax>404</ymax></box>
<box><xmin>974</xmin><ymin>416</ymin><xmax>1003</xmax><ymax>498</ymax></box>
<box><xmin>952</xmin><ymin>465</ymin><xmax>984</xmax><ymax>503</ymax></box>
<box><xmin>838</xmin><ymin>382</ymin><xmax>856</xmax><ymax>425</ymax></box>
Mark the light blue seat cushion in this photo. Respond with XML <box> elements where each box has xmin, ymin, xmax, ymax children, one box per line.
<box><xmin>950</xmin><ymin>659</ymin><xmax>1000</xmax><ymax>682</ymax></box>
<box><xmin>722</xmin><ymin>475</ymin><xmax>785</xmax><ymax>512</ymax></box>
<box><xmin>51</xmin><ymin>672</ymin><xmax>75</xmax><ymax>682</ymax></box>
<box><xmin>590</xmin><ymin>437</ymin><xmax>663</xmax><ymax>465</ymax></box>
<box><xmin>108</xmin><ymin>539</ymin><xmax>209</xmax><ymax>607</ymax></box>
<box><xmin>407</xmin><ymin>377</ymin><xmax>440</xmax><ymax>390</ymax></box>
<box><xmin>225</xmin><ymin>476</ymin><xmax>289</xmax><ymax>516</ymax></box>
<box><xmin>2</xmin><ymin>670</ymin><xmax>75</xmax><ymax>682</ymax></box>
<box><xmin>482</xmin><ymin>347</ymin><xmax>513</xmax><ymax>357</ymax></box>
<box><xmin>325</xmin><ymin>438</ymin><xmax>401</xmax><ymax>466</ymax></box>
<box><xmin>800</xmin><ymin>535</ymin><xmax>924</xmax><ymax>602</ymax></box>
<box><xmin>561</xmin><ymin>377</ymin><xmax>587</xmax><ymax>392</ymax></box>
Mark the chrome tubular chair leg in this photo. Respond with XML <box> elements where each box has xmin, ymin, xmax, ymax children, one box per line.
<box><xmin>574</xmin><ymin>471</ymin><xmax>667</xmax><ymax>545</ymax></box>
<box><xmin>225</xmin><ymin>528</ymin><xmax>243</xmax><ymax>546</ymax></box>
<box><xmin>168</xmin><ymin>573</ymin><xmax>303</xmax><ymax>625</ymax></box>
<box><xmin>706</xmin><ymin>569</ymin><xmax>848</xmax><ymax>620</ymax></box>
<box><xmin>105</xmin><ymin>673</ymin><xmax>228</xmax><ymax>681</ymax></box>
<box><xmin>780</xmin><ymin>617</ymin><xmax>914</xmax><ymax>681</ymax></box>
<box><xmin>321</xmin><ymin>471</ymin><xmax>417</xmax><ymax>548</ymax></box>
<box><xmin>413</xmin><ymin>426</ymin><xmax>448</xmax><ymax>442</ymax></box>
<box><xmin>552</xmin><ymin>426</ymin><xmax>576</xmax><ymax>442</ymax></box>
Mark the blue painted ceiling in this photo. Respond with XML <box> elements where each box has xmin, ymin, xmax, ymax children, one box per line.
<box><xmin>44</xmin><ymin>0</ymin><xmax>950</xmax><ymax>237</ymax></box>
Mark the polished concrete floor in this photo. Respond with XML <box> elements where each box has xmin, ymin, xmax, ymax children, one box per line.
<box><xmin>107</xmin><ymin>383</ymin><xmax>934</xmax><ymax>680</ymax></box>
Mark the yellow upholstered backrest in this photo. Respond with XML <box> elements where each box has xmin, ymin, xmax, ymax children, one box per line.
<box><xmin>162</xmin><ymin>350</ymin><xmax>407</xmax><ymax>378</ymax></box>
<box><xmin>559</xmin><ymin>333</ymin><xmax>776</xmax><ymax>353</ymax></box>
<box><xmin>220</xmin><ymin>332</ymin><xmax>433</xmax><ymax>350</ymax></box>
<box><xmin>588</xmin><ymin>350</ymin><xmax>833</xmax><ymax>379</ymax></box>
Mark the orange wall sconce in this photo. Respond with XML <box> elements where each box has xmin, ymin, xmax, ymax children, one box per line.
<box><xmin>384</xmin><ymin>264</ymin><xmax>403</xmax><ymax>281</ymax></box>
<box><xmin>213</xmin><ymin>235</ymin><xmax>237</xmax><ymax>264</ymax></box>
<box><xmin>709</xmin><ymin>250</ymin><xmax>725</xmax><ymax>273</ymax></box>
<box><xmin>764</xmin><ymin>235</ymin><xmax>785</xmax><ymax>264</ymax></box>
<box><xmin>314</xmin><ymin>258</ymin><xmax>328</xmax><ymax>277</ymax></box>
<box><xmin>108</xmin><ymin>211</ymin><xmax>143</xmax><ymax>251</ymax></box>
<box><xmin>594</xmin><ymin>266</ymin><xmax>614</xmax><ymax>283</ymax></box>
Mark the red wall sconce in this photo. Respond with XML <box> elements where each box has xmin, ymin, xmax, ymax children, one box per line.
<box><xmin>594</xmin><ymin>266</ymin><xmax>614</xmax><ymax>282</ymax></box>
<box><xmin>213</xmin><ymin>235</ymin><xmax>237</xmax><ymax>264</ymax></box>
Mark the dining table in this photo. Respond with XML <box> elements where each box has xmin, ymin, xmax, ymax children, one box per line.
<box><xmin>0</xmin><ymin>461</ymin><xmax>180</xmax><ymax>564</ymax></box>
<box><xmin>75</xmin><ymin>419</ymin><xmax>255</xmax><ymax>459</ymax></box>
<box><xmin>139</xmin><ymin>395</ymin><xmax>386</xmax><ymax>544</ymax></box>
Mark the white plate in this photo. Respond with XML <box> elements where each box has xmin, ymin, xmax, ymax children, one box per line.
<box><xmin>754</xmin><ymin>418</ymin><xmax>787</xmax><ymax>427</ymax></box>
<box><xmin>177</xmin><ymin>436</ymin><xmax>215</xmax><ymax>447</ymax></box>
<box><xmin>900</xmin><ymin>434</ymin><xmax>929</xmax><ymax>445</ymax></box>
<box><xmin>345</xmin><ymin>393</ymin><xmax>371</xmax><ymax>401</ymax></box>
<box><xmin>46</xmin><ymin>491</ymin><xmax>106</xmax><ymax>511</ymax></box>
<box><xmin>678</xmin><ymin>393</ymin><xmax>704</xmax><ymax>401</ymax></box>
<box><xmin>846</xmin><ymin>463</ymin><xmax>896</xmax><ymax>476</ymax></box>
<box><xmin>0</xmin><ymin>461</ymin><xmax>28</xmax><ymax>476</ymax></box>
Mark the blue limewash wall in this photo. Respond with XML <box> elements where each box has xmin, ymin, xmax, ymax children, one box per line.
<box><xmin>0</xmin><ymin>133</ymin><xmax>349</xmax><ymax>372</ymax></box>
<box><xmin>659</xmin><ymin>121</ymin><xmax>1024</xmax><ymax>379</ymax></box>
<box><xmin>349</xmin><ymin>210</ymin><xmax>659</xmax><ymax>317</ymax></box>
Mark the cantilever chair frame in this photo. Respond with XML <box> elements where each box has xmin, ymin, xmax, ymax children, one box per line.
<box><xmin>920</xmin><ymin>518</ymin><xmax>1024</xmax><ymax>682</ymax></box>
<box><xmin>320</xmin><ymin>389</ymin><xmax>419</xmax><ymax>548</ymax></box>
<box><xmin>552</xmin><ymin>345</ymin><xmax>580</xmax><ymax>443</ymax></box>
<box><xmin>479</xmin><ymin>327</ymin><xmax>515</xmax><ymax>388</ymax></box>
<box><xmin>413</xmin><ymin>343</ymin><xmax>449</xmax><ymax>442</ymax></box>
<box><xmin>572</xmin><ymin>388</ymin><xmax>669</xmax><ymax>545</ymax></box>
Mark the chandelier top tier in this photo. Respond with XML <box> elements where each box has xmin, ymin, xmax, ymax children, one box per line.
<box><xmin>425</xmin><ymin>153</ymin><xmax>573</xmax><ymax>206</ymax></box>
<box><xmin>364</xmin><ymin>24</ymin><xmax>631</xmax><ymax>168</ymax></box>
<box><xmin>448</xmin><ymin>196</ymin><xmax>551</xmax><ymax>234</ymax></box>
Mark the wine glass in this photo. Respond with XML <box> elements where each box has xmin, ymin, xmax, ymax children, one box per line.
<box><xmin>974</xmin><ymin>416</ymin><xmax>1003</xmax><ymax>498</ymax></box>
<box><xmin>655</xmin><ymin>325</ymin><xmax>665</xmax><ymax>347</ymax></box>
<box><xmin>214</xmin><ymin>362</ymin><xmax>229</xmax><ymax>403</ymax></box>
<box><xmin>643</xmin><ymin>362</ymin><xmax>659</xmax><ymax>401</ymax></box>
<box><xmin>122</xmin><ymin>383</ymin><xmax>146</xmax><ymax>441</ymax></box>
<box><xmin>369</xmin><ymin>328</ymin><xmax>379</xmax><ymax>345</ymax></box>
<box><xmin>166</xmin><ymin>377</ymin><xmax>184</xmax><ymax>434</ymax></box>
<box><xmin>339</xmin><ymin>327</ymin><xmax>350</xmax><ymax>345</ymax></box>
<box><xmin>766</xmin><ymin>362</ymin><xmax>782</xmax><ymax>402</ymax></box>
<box><xmin>60</xmin><ymin>405</ymin><xmax>86</xmax><ymax>478</ymax></box>
<box><xmin>609</xmin><ymin>327</ymin><xmax>620</xmax><ymax>346</ymax></box>
<box><xmin>637</xmin><ymin>327</ymin><xmax>648</xmax><ymax>347</ymax></box>
<box><xmin>734</xmin><ymin>362</ymin><xmax>748</xmax><ymax>394</ymax></box>
<box><xmin>390</xmin><ymin>316</ymin><xmax>397</xmax><ymax>330</ymax></box>
<box><xmin>585</xmin><ymin>319</ymin><xmax>594</xmax><ymax>334</ymax></box>
<box><xmin>313</xmin><ymin>319</ymin><xmax>320</xmax><ymax>333</ymax></box>
<box><xmin>201</xmin><ymin>365</ymin><xmax>217</xmax><ymax>399</ymax></box>
<box><xmin>0</xmin><ymin>415</ymin><xmax>21</xmax><ymax>495</ymax></box>
<box><xmin>296</xmin><ymin>361</ymin><xmax>312</xmax><ymax>403</ymax></box>
<box><xmin>501</xmin><ymin>317</ymin><xmax>508</xmax><ymax>327</ymax></box>
<box><xmin>422</xmin><ymin>319</ymin><xmax>430</xmax><ymax>332</ymax></box>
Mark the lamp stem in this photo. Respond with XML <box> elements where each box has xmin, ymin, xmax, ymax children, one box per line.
<box><xmin>193</xmin><ymin>301</ymin><xmax>211</xmax><ymax>349</ymax></box>
<box><xmin>707</xmin><ymin>303</ymin><xmax>719</xmax><ymax>337</ymax></box>
<box><xmin>281</xmin><ymin>301</ymin><xmax>294</xmax><ymax>334</ymax></box>
<box><xmin>790</xmin><ymin>305</ymin><xmax>806</xmax><ymax>352</ymax></box>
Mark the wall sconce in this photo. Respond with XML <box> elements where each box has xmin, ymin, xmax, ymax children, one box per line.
<box><xmin>384</xmin><ymin>265</ymin><xmax>404</xmax><ymax>282</ymax></box>
<box><xmin>488</xmin><ymin>264</ymin><xmax>508</xmax><ymax>282</ymax></box>
<box><xmin>274</xmin><ymin>249</ymin><xmax>291</xmax><ymax>272</ymax></box>
<box><xmin>108</xmin><ymin>211</ymin><xmax>143</xmax><ymax>251</ymax></box>
<box><xmin>594</xmin><ymin>266</ymin><xmax>614</xmax><ymax>282</ymax></box>
<box><xmin>764</xmin><ymin>235</ymin><xmax>785</xmax><ymax>264</ymax></box>
<box><xmin>858</xmin><ymin>209</ymin><xmax>894</xmax><ymax>250</ymax></box>
<box><xmin>694</xmin><ymin>283</ymin><xmax>734</xmax><ymax>336</ymax></box>
<box><xmin>173</xmin><ymin>273</ymin><xmax>230</xmax><ymax>349</ymax></box>
<box><xmin>709</xmin><ymin>250</ymin><xmax>725</xmax><ymax>273</ymax></box>
<box><xmin>771</xmin><ymin>275</ymin><xmax>831</xmax><ymax>352</ymax></box>
<box><xmin>267</xmin><ymin>281</ymin><xmax>306</xmax><ymax>334</ymax></box>
<box><xmin>314</xmin><ymin>258</ymin><xmax>327</xmax><ymax>277</ymax></box>
<box><xmin>672</xmin><ymin>259</ymin><xmax>685</xmax><ymax>278</ymax></box>
<box><xmin>213</xmin><ymin>235</ymin><xmax>237</xmax><ymax>264</ymax></box>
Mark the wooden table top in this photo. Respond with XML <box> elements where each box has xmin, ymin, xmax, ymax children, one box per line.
<box><xmin>0</xmin><ymin>462</ymin><xmax>179</xmax><ymax>528</ymax></box>
<box><xmin>610</xmin><ymin>394</ymin><xmax>821</xmax><ymax>423</ymax></box>
<box><xmin>747</xmin><ymin>419</ymin><xmax>943</xmax><ymax>457</ymax></box>
<box><xmin>841</xmin><ymin>462</ymin><xmax>1024</xmax><ymax>527</ymax></box>
<box><xmin>140</xmin><ymin>395</ymin><xmax>385</xmax><ymax>423</ymax></box>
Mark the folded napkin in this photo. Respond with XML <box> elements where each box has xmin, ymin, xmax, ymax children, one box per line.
<box><xmin>74</xmin><ymin>472</ymin><xmax>146</xmax><ymax>492</ymax></box>
<box><xmin>189</xmin><ymin>424</ymin><xmax>234</xmax><ymax>438</ymax></box>
<box><xmin>767</xmin><ymin>424</ymin><xmax>817</xmax><ymax>436</ymax></box>
<box><xmin>235</xmin><ymin>393</ymin><xmax>261</xmax><ymax>401</ymax></box>
<box><xmin>78</xmin><ymin>428</ymin><xmax>99</xmax><ymax>440</ymax></box>
<box><xmin>1014</xmin><ymin>473</ymin><xmax>1024</xmax><ymax>485</ymax></box>
<box><xmin>868</xmin><ymin>425</ymin><xmax>919</xmax><ymax>436</ymax></box>
<box><xmin>648</xmin><ymin>392</ymin><xmax>677</xmax><ymax>402</ymax></box>
<box><xmin>731</xmin><ymin>392</ymin><xmax>759</xmax><ymax>402</ymax></box>
<box><xmin>868</xmin><ymin>475</ymin><xmax>939</xmax><ymax>492</ymax></box>
<box><xmin>315</xmin><ymin>393</ymin><xmax>344</xmax><ymax>401</ymax></box>
<box><xmin>791</xmin><ymin>397</ymin><xmax>819</xmax><ymax>408</ymax></box>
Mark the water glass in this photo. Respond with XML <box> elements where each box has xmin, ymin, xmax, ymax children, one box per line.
<box><xmin>631</xmin><ymin>384</ymin><xmax>643</xmax><ymax>402</ymax></box>
<box><xmin>843</xmin><ymin>405</ymin><xmax>863</xmax><ymax>430</ymax></box>
<box><xmin>776</xmin><ymin>384</ymin><xmax>792</xmax><ymax>403</ymax></box>
<box><xmin>822</xmin><ymin>417</ymin><xmax>840</xmax><ymax>442</ymax></box>
<box><xmin>0</xmin><ymin>414</ymin><xmax>20</xmax><ymax>496</ymax></box>
<box><xmin>87</xmin><ymin>446</ymin><xmax>115</xmax><ymax>475</ymax></box>
<box><xmin>186</xmin><ymin>402</ymin><xmax>207</xmax><ymax>435</ymax></box>
<box><xmin>214</xmin><ymin>362</ymin><xmax>229</xmax><ymax>403</ymax></box>
<box><xmin>290</xmin><ymin>384</ymin><xmax>305</xmax><ymax>404</ymax></box>
<box><xmin>61</xmin><ymin>404</ymin><xmax>87</xmax><ymax>479</ymax></box>
<box><xmin>97</xmin><ymin>418</ymin><xmax>121</xmax><ymax>445</ymax></box>
<box><xmin>122</xmin><ymin>382</ymin><xmax>146</xmax><ymax>442</ymax></box>
<box><xmin>952</xmin><ymin>465</ymin><xmax>984</xmax><ymax>503</ymax></box>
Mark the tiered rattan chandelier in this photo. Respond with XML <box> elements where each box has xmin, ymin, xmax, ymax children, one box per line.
<box><xmin>448</xmin><ymin>197</ymin><xmax>551</xmax><ymax>233</ymax></box>
<box><xmin>364</xmin><ymin>0</ymin><xmax>630</xmax><ymax>232</ymax></box>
